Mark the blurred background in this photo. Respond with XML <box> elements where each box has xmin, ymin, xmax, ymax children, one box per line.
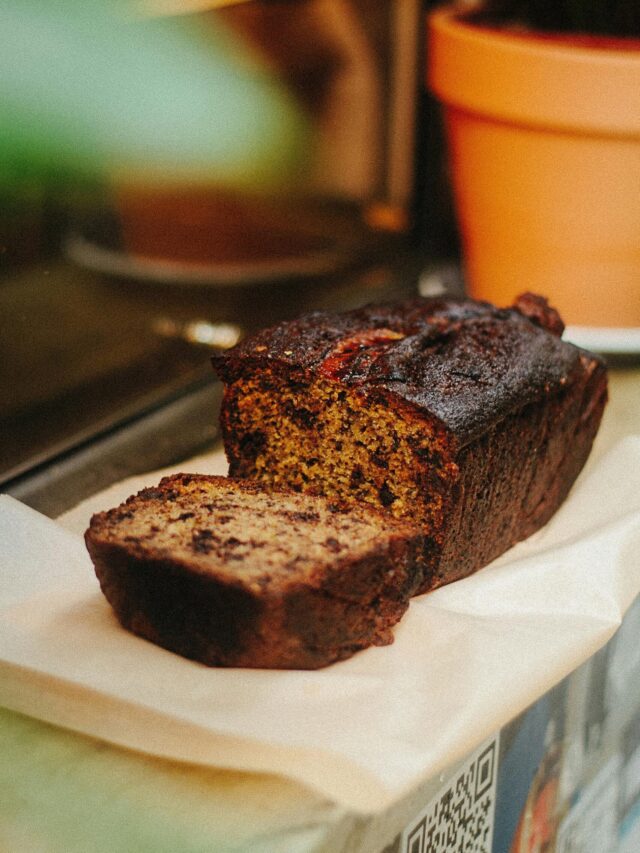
<box><xmin>1</xmin><ymin>0</ymin><xmax>459</xmax><ymax>511</ymax></box>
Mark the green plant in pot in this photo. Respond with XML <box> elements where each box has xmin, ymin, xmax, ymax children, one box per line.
<box><xmin>428</xmin><ymin>0</ymin><xmax>640</xmax><ymax>344</ymax></box>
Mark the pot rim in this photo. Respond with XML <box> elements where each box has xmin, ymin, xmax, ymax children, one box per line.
<box><xmin>427</xmin><ymin>5</ymin><xmax>640</xmax><ymax>136</ymax></box>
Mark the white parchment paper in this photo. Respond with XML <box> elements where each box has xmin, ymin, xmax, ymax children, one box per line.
<box><xmin>1</xmin><ymin>438</ymin><xmax>639</xmax><ymax>813</ymax></box>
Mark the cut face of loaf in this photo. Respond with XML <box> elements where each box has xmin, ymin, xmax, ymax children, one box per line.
<box><xmin>213</xmin><ymin>293</ymin><xmax>608</xmax><ymax>592</ymax></box>
<box><xmin>221</xmin><ymin>373</ymin><xmax>452</xmax><ymax>557</ymax></box>
<box><xmin>85</xmin><ymin>474</ymin><xmax>424</xmax><ymax>669</ymax></box>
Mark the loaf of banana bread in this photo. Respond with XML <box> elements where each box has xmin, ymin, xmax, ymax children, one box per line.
<box><xmin>213</xmin><ymin>293</ymin><xmax>607</xmax><ymax>592</ymax></box>
<box><xmin>85</xmin><ymin>473</ymin><xmax>424</xmax><ymax>669</ymax></box>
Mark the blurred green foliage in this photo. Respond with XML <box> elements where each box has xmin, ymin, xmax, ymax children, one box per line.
<box><xmin>0</xmin><ymin>0</ymin><xmax>308</xmax><ymax>191</ymax></box>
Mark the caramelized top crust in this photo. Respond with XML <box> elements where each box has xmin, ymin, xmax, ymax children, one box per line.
<box><xmin>213</xmin><ymin>293</ymin><xmax>606</xmax><ymax>447</ymax></box>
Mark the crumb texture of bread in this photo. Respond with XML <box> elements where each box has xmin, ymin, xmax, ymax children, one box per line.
<box><xmin>85</xmin><ymin>474</ymin><xmax>424</xmax><ymax>669</ymax></box>
<box><xmin>213</xmin><ymin>293</ymin><xmax>608</xmax><ymax>592</ymax></box>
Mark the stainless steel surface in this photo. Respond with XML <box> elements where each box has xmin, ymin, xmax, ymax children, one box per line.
<box><xmin>4</xmin><ymin>379</ymin><xmax>222</xmax><ymax>517</ymax></box>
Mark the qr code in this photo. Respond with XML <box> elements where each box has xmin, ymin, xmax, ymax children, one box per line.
<box><xmin>401</xmin><ymin>737</ymin><xmax>499</xmax><ymax>853</ymax></box>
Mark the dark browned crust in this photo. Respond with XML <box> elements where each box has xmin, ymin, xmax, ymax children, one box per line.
<box><xmin>213</xmin><ymin>293</ymin><xmax>586</xmax><ymax>448</ymax></box>
<box><xmin>213</xmin><ymin>293</ymin><xmax>608</xmax><ymax>593</ymax></box>
<box><xmin>429</xmin><ymin>351</ymin><xmax>607</xmax><ymax>588</ymax></box>
<box><xmin>85</xmin><ymin>474</ymin><xmax>424</xmax><ymax>669</ymax></box>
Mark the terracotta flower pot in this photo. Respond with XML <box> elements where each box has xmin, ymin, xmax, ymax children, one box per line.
<box><xmin>428</xmin><ymin>7</ymin><xmax>640</xmax><ymax>330</ymax></box>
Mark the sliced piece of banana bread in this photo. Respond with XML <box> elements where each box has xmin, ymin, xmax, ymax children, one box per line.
<box><xmin>85</xmin><ymin>473</ymin><xmax>424</xmax><ymax>669</ymax></box>
<box><xmin>212</xmin><ymin>293</ymin><xmax>607</xmax><ymax>593</ymax></box>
